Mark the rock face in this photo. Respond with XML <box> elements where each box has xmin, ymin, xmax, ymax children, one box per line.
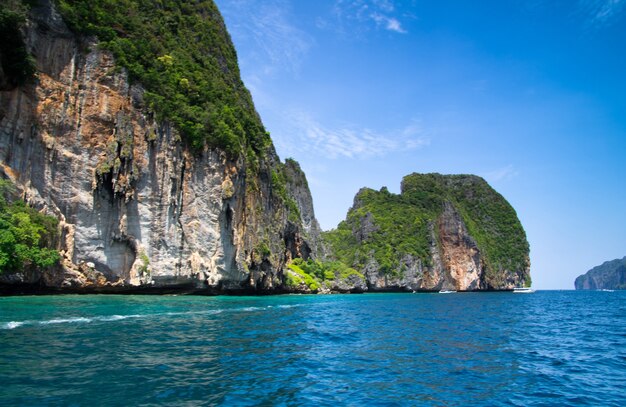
<box><xmin>283</xmin><ymin>159</ymin><xmax>323</xmax><ymax>260</ymax></box>
<box><xmin>324</xmin><ymin>174</ymin><xmax>531</xmax><ymax>291</ymax></box>
<box><xmin>438</xmin><ymin>201</ymin><xmax>482</xmax><ymax>290</ymax></box>
<box><xmin>0</xmin><ymin>0</ymin><xmax>320</xmax><ymax>293</ymax></box>
<box><xmin>575</xmin><ymin>257</ymin><xmax>626</xmax><ymax>290</ymax></box>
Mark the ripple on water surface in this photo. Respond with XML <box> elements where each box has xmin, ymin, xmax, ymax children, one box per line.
<box><xmin>0</xmin><ymin>291</ymin><xmax>625</xmax><ymax>405</ymax></box>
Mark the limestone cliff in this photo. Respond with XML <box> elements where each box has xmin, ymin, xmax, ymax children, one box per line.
<box><xmin>0</xmin><ymin>0</ymin><xmax>320</xmax><ymax>293</ymax></box>
<box><xmin>282</xmin><ymin>158</ymin><xmax>323</xmax><ymax>260</ymax></box>
<box><xmin>324</xmin><ymin>174</ymin><xmax>531</xmax><ymax>291</ymax></box>
<box><xmin>575</xmin><ymin>257</ymin><xmax>626</xmax><ymax>290</ymax></box>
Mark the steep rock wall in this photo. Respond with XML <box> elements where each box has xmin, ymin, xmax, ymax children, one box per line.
<box><xmin>324</xmin><ymin>174</ymin><xmax>531</xmax><ymax>291</ymax></box>
<box><xmin>0</xmin><ymin>0</ymin><xmax>318</xmax><ymax>292</ymax></box>
<box><xmin>283</xmin><ymin>158</ymin><xmax>323</xmax><ymax>259</ymax></box>
<box><xmin>438</xmin><ymin>202</ymin><xmax>482</xmax><ymax>290</ymax></box>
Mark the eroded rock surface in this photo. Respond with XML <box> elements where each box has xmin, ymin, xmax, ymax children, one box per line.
<box><xmin>325</xmin><ymin>174</ymin><xmax>531</xmax><ymax>291</ymax></box>
<box><xmin>0</xmin><ymin>0</ymin><xmax>319</xmax><ymax>293</ymax></box>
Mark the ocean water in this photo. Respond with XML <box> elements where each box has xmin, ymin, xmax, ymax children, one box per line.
<box><xmin>0</xmin><ymin>291</ymin><xmax>624</xmax><ymax>406</ymax></box>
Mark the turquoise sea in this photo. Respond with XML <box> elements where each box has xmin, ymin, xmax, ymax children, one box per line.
<box><xmin>1</xmin><ymin>291</ymin><xmax>625</xmax><ymax>406</ymax></box>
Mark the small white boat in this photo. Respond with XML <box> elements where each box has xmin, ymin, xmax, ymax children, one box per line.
<box><xmin>513</xmin><ymin>287</ymin><xmax>535</xmax><ymax>293</ymax></box>
<box><xmin>438</xmin><ymin>290</ymin><xmax>457</xmax><ymax>294</ymax></box>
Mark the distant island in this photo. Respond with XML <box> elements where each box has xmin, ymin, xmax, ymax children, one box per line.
<box><xmin>321</xmin><ymin>173</ymin><xmax>531</xmax><ymax>292</ymax></box>
<box><xmin>575</xmin><ymin>257</ymin><xmax>626</xmax><ymax>290</ymax></box>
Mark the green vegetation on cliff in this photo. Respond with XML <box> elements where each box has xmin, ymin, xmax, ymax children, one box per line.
<box><xmin>285</xmin><ymin>258</ymin><xmax>364</xmax><ymax>292</ymax></box>
<box><xmin>324</xmin><ymin>173</ymin><xmax>530</xmax><ymax>284</ymax></box>
<box><xmin>0</xmin><ymin>1</ymin><xmax>36</xmax><ymax>88</ymax></box>
<box><xmin>270</xmin><ymin>165</ymin><xmax>301</xmax><ymax>224</ymax></box>
<box><xmin>55</xmin><ymin>0</ymin><xmax>270</xmax><ymax>155</ymax></box>
<box><xmin>324</xmin><ymin>186</ymin><xmax>432</xmax><ymax>276</ymax></box>
<box><xmin>0</xmin><ymin>180</ymin><xmax>60</xmax><ymax>274</ymax></box>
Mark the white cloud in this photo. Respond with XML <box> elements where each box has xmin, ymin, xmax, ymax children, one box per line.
<box><xmin>521</xmin><ymin>0</ymin><xmax>624</xmax><ymax>28</ymax></box>
<box><xmin>371</xmin><ymin>13</ymin><xmax>407</xmax><ymax>33</ymax></box>
<box><xmin>482</xmin><ymin>165</ymin><xmax>519</xmax><ymax>183</ymax></box>
<box><xmin>385</xmin><ymin>18</ymin><xmax>407</xmax><ymax>33</ymax></box>
<box><xmin>217</xmin><ymin>0</ymin><xmax>313</xmax><ymax>75</ymax></box>
<box><xmin>276</xmin><ymin>111</ymin><xmax>429</xmax><ymax>159</ymax></box>
<box><xmin>329</xmin><ymin>0</ymin><xmax>409</xmax><ymax>34</ymax></box>
<box><xmin>373</xmin><ymin>0</ymin><xmax>395</xmax><ymax>13</ymax></box>
<box><xmin>583</xmin><ymin>0</ymin><xmax>625</xmax><ymax>25</ymax></box>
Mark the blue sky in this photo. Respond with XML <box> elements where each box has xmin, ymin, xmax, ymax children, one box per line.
<box><xmin>215</xmin><ymin>0</ymin><xmax>626</xmax><ymax>289</ymax></box>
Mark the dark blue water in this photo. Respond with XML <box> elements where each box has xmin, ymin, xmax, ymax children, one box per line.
<box><xmin>1</xmin><ymin>291</ymin><xmax>625</xmax><ymax>406</ymax></box>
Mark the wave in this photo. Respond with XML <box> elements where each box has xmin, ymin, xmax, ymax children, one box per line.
<box><xmin>1</xmin><ymin>303</ymin><xmax>303</xmax><ymax>330</ymax></box>
<box><xmin>1</xmin><ymin>314</ymin><xmax>144</xmax><ymax>330</ymax></box>
<box><xmin>41</xmin><ymin>317</ymin><xmax>95</xmax><ymax>325</ymax></box>
<box><xmin>3</xmin><ymin>321</ymin><xmax>25</xmax><ymax>329</ymax></box>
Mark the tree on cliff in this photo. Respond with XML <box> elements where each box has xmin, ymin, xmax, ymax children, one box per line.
<box><xmin>0</xmin><ymin>1</ymin><xmax>36</xmax><ymax>89</ymax></box>
<box><xmin>55</xmin><ymin>0</ymin><xmax>271</xmax><ymax>156</ymax></box>
<box><xmin>0</xmin><ymin>180</ymin><xmax>60</xmax><ymax>275</ymax></box>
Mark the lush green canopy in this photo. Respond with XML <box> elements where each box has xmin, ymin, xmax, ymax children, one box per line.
<box><xmin>0</xmin><ymin>180</ymin><xmax>60</xmax><ymax>275</ymax></box>
<box><xmin>0</xmin><ymin>1</ymin><xmax>36</xmax><ymax>88</ymax></box>
<box><xmin>324</xmin><ymin>174</ymin><xmax>530</xmax><ymax>283</ymax></box>
<box><xmin>55</xmin><ymin>0</ymin><xmax>270</xmax><ymax>155</ymax></box>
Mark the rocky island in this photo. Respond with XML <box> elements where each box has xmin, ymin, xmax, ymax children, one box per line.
<box><xmin>321</xmin><ymin>174</ymin><xmax>531</xmax><ymax>292</ymax></box>
<box><xmin>575</xmin><ymin>256</ymin><xmax>626</xmax><ymax>290</ymax></box>
<box><xmin>0</xmin><ymin>0</ymin><xmax>531</xmax><ymax>294</ymax></box>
